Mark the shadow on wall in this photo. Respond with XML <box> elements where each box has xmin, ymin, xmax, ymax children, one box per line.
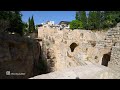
<box><xmin>101</xmin><ymin>52</ymin><xmax>111</xmax><ymax>67</ymax></box>
<box><xmin>35</xmin><ymin>42</ymin><xmax>48</xmax><ymax>75</ymax></box>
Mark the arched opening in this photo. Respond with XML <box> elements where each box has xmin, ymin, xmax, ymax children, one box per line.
<box><xmin>101</xmin><ymin>54</ymin><xmax>110</xmax><ymax>66</ymax></box>
<box><xmin>70</xmin><ymin>43</ymin><xmax>78</xmax><ymax>52</ymax></box>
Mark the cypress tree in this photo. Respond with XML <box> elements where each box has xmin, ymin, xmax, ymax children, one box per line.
<box><xmin>96</xmin><ymin>11</ymin><xmax>101</xmax><ymax>30</ymax></box>
<box><xmin>80</xmin><ymin>11</ymin><xmax>87</xmax><ymax>29</ymax></box>
<box><xmin>31</xmin><ymin>15</ymin><xmax>35</xmax><ymax>32</ymax></box>
<box><xmin>75</xmin><ymin>11</ymin><xmax>80</xmax><ymax>21</ymax></box>
<box><xmin>28</xmin><ymin>15</ymin><xmax>35</xmax><ymax>33</ymax></box>
<box><xmin>88</xmin><ymin>11</ymin><xmax>96</xmax><ymax>30</ymax></box>
<box><xmin>28</xmin><ymin>17</ymin><xmax>31</xmax><ymax>33</ymax></box>
<box><xmin>99</xmin><ymin>11</ymin><xmax>105</xmax><ymax>29</ymax></box>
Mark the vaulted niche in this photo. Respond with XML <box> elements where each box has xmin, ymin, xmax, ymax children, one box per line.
<box><xmin>101</xmin><ymin>53</ymin><xmax>110</xmax><ymax>67</ymax></box>
<box><xmin>70</xmin><ymin>43</ymin><xmax>78</xmax><ymax>52</ymax></box>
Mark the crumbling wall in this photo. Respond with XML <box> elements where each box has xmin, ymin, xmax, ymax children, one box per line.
<box><xmin>38</xmin><ymin>23</ymin><xmax>120</xmax><ymax>72</ymax></box>
<box><xmin>0</xmin><ymin>33</ymin><xmax>42</xmax><ymax>79</ymax></box>
<box><xmin>108</xmin><ymin>41</ymin><xmax>120</xmax><ymax>71</ymax></box>
<box><xmin>38</xmin><ymin>28</ymin><xmax>107</xmax><ymax>71</ymax></box>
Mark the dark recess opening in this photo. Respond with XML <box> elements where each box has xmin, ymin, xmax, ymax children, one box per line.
<box><xmin>101</xmin><ymin>54</ymin><xmax>110</xmax><ymax>66</ymax></box>
<box><xmin>70</xmin><ymin>43</ymin><xmax>78</xmax><ymax>52</ymax></box>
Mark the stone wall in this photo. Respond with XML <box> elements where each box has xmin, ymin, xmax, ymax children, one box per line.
<box><xmin>108</xmin><ymin>41</ymin><xmax>120</xmax><ymax>71</ymax></box>
<box><xmin>0</xmin><ymin>33</ymin><xmax>42</xmax><ymax>79</ymax></box>
<box><xmin>38</xmin><ymin>28</ymin><xmax>109</xmax><ymax>71</ymax></box>
<box><xmin>37</xmin><ymin>23</ymin><xmax>120</xmax><ymax>72</ymax></box>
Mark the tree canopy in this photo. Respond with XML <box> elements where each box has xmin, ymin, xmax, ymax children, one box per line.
<box><xmin>0</xmin><ymin>11</ymin><xmax>24</xmax><ymax>35</ymax></box>
<box><xmin>79</xmin><ymin>11</ymin><xmax>87</xmax><ymax>29</ymax></box>
<box><xmin>70</xmin><ymin>20</ymin><xmax>83</xmax><ymax>30</ymax></box>
<box><xmin>70</xmin><ymin>11</ymin><xmax>120</xmax><ymax>30</ymax></box>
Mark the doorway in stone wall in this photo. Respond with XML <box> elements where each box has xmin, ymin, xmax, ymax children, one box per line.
<box><xmin>101</xmin><ymin>53</ymin><xmax>111</xmax><ymax>66</ymax></box>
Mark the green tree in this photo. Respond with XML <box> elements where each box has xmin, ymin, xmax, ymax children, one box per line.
<box><xmin>23</xmin><ymin>22</ymin><xmax>29</xmax><ymax>35</ymax></box>
<box><xmin>72</xmin><ymin>11</ymin><xmax>120</xmax><ymax>30</ymax></box>
<box><xmin>0</xmin><ymin>11</ymin><xmax>24</xmax><ymax>35</ymax></box>
<box><xmin>35</xmin><ymin>25</ymin><xmax>38</xmax><ymax>31</ymax></box>
<box><xmin>87</xmin><ymin>11</ymin><xmax>101</xmax><ymax>30</ymax></box>
<box><xmin>28</xmin><ymin>16</ymin><xmax>35</xmax><ymax>33</ymax></box>
<box><xmin>10</xmin><ymin>11</ymin><xmax>24</xmax><ymax>35</ymax></box>
<box><xmin>31</xmin><ymin>15</ymin><xmax>35</xmax><ymax>32</ymax></box>
<box><xmin>95</xmin><ymin>11</ymin><xmax>101</xmax><ymax>30</ymax></box>
<box><xmin>70</xmin><ymin>20</ymin><xmax>83</xmax><ymax>30</ymax></box>
<box><xmin>28</xmin><ymin>17</ymin><xmax>31</xmax><ymax>33</ymax></box>
<box><xmin>75</xmin><ymin>11</ymin><xmax>80</xmax><ymax>20</ymax></box>
<box><xmin>103</xmin><ymin>11</ymin><xmax>113</xmax><ymax>28</ymax></box>
<box><xmin>115</xmin><ymin>11</ymin><xmax>120</xmax><ymax>23</ymax></box>
<box><xmin>99</xmin><ymin>11</ymin><xmax>105</xmax><ymax>29</ymax></box>
<box><xmin>88</xmin><ymin>11</ymin><xmax>96</xmax><ymax>30</ymax></box>
<box><xmin>80</xmin><ymin>11</ymin><xmax>87</xmax><ymax>29</ymax></box>
<box><xmin>102</xmin><ymin>11</ymin><xmax>119</xmax><ymax>29</ymax></box>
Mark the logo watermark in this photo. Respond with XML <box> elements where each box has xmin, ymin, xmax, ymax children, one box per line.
<box><xmin>6</xmin><ymin>71</ymin><xmax>10</xmax><ymax>75</ymax></box>
<box><xmin>6</xmin><ymin>71</ymin><xmax>25</xmax><ymax>76</ymax></box>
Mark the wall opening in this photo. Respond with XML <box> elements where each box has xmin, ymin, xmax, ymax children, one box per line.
<box><xmin>95</xmin><ymin>56</ymin><xmax>98</xmax><ymax>59</ymax></box>
<box><xmin>101</xmin><ymin>54</ymin><xmax>110</xmax><ymax>67</ymax></box>
<box><xmin>70</xmin><ymin>43</ymin><xmax>78</xmax><ymax>52</ymax></box>
<box><xmin>113</xmin><ymin>42</ymin><xmax>117</xmax><ymax>46</ymax></box>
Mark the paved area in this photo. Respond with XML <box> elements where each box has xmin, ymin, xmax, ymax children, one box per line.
<box><xmin>30</xmin><ymin>64</ymin><xmax>120</xmax><ymax>79</ymax></box>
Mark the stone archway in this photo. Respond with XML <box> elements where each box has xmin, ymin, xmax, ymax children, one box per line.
<box><xmin>70</xmin><ymin>43</ymin><xmax>78</xmax><ymax>52</ymax></box>
<box><xmin>101</xmin><ymin>54</ymin><xmax>110</xmax><ymax>66</ymax></box>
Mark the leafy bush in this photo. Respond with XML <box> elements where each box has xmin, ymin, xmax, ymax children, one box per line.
<box><xmin>70</xmin><ymin>20</ymin><xmax>83</xmax><ymax>30</ymax></box>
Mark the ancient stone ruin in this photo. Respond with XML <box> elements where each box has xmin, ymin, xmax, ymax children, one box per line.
<box><xmin>0</xmin><ymin>23</ymin><xmax>120</xmax><ymax>79</ymax></box>
<box><xmin>30</xmin><ymin>23</ymin><xmax>120</xmax><ymax>79</ymax></box>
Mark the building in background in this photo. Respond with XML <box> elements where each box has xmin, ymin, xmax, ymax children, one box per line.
<box><xmin>46</xmin><ymin>21</ymin><xmax>54</xmax><ymax>26</ymax></box>
<box><xmin>59</xmin><ymin>21</ymin><xmax>70</xmax><ymax>30</ymax></box>
<box><xmin>37</xmin><ymin>21</ymin><xmax>70</xmax><ymax>30</ymax></box>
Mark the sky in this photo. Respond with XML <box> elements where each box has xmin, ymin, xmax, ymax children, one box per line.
<box><xmin>21</xmin><ymin>11</ymin><xmax>76</xmax><ymax>25</ymax></box>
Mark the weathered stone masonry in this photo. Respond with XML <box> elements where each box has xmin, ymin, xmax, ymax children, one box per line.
<box><xmin>108</xmin><ymin>41</ymin><xmax>120</xmax><ymax>71</ymax></box>
<box><xmin>38</xmin><ymin>23</ymin><xmax>120</xmax><ymax>73</ymax></box>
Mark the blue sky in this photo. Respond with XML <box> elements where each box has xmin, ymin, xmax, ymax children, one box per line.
<box><xmin>21</xmin><ymin>11</ymin><xmax>76</xmax><ymax>25</ymax></box>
